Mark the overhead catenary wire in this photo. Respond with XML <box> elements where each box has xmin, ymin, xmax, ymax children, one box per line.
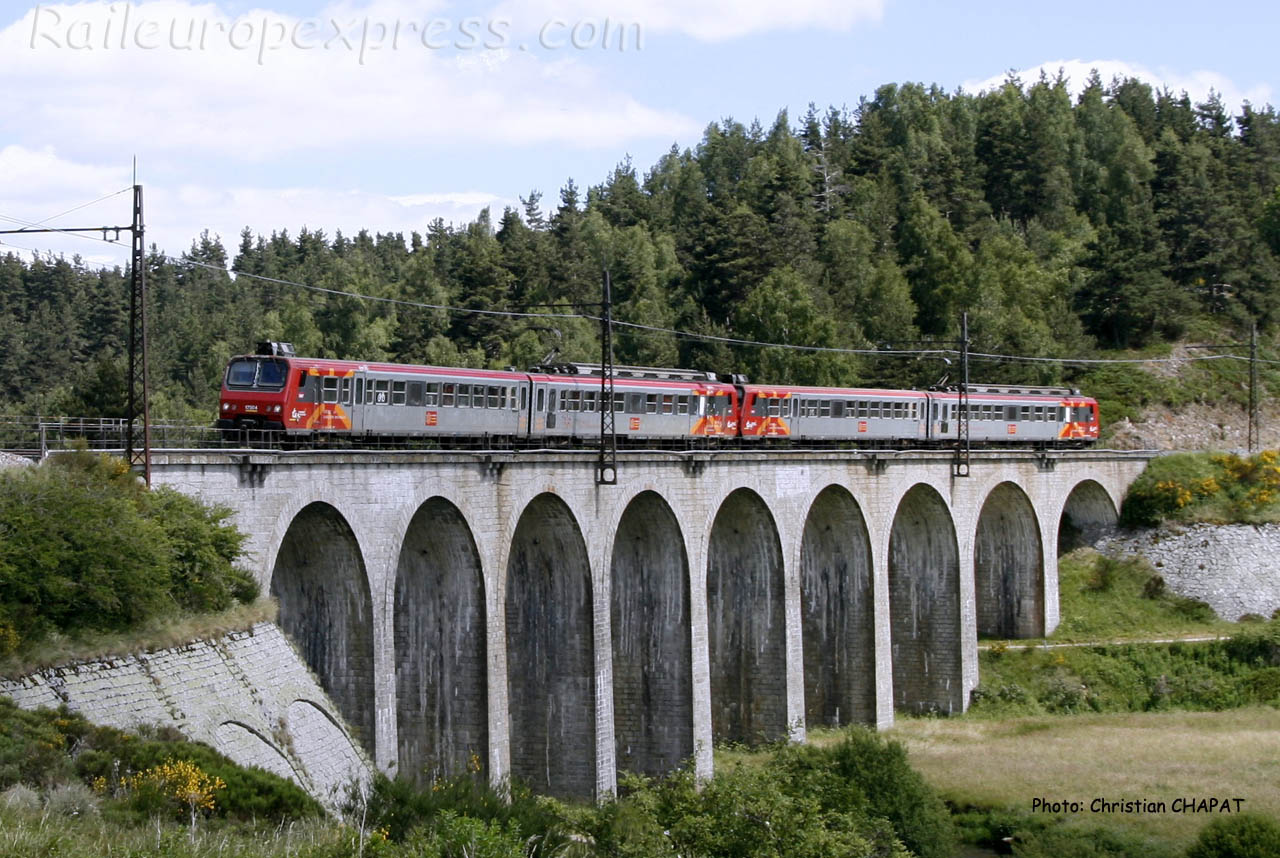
<box><xmin>4</xmin><ymin>229</ymin><xmax>1278</xmax><ymax>368</ymax></box>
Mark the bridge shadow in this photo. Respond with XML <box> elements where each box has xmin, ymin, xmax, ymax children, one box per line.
<box><xmin>889</xmin><ymin>484</ymin><xmax>962</xmax><ymax>715</ymax></box>
<box><xmin>394</xmin><ymin>498</ymin><xmax>487</xmax><ymax>785</ymax></box>
<box><xmin>611</xmin><ymin>491</ymin><xmax>693</xmax><ymax>779</ymax></box>
<box><xmin>271</xmin><ymin>502</ymin><xmax>375</xmax><ymax>753</ymax></box>
<box><xmin>707</xmin><ymin>488</ymin><xmax>787</xmax><ymax>746</ymax></box>
<box><xmin>505</xmin><ymin>493</ymin><xmax>595</xmax><ymax>799</ymax></box>
<box><xmin>801</xmin><ymin>485</ymin><xmax>875</xmax><ymax>728</ymax></box>
<box><xmin>975</xmin><ymin>482</ymin><xmax>1044</xmax><ymax>639</ymax></box>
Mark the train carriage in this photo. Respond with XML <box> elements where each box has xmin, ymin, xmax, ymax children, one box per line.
<box><xmin>528</xmin><ymin>364</ymin><xmax>738</xmax><ymax>442</ymax></box>
<box><xmin>217</xmin><ymin>343</ymin><xmax>1099</xmax><ymax>449</ymax></box>
<box><xmin>739</xmin><ymin>385</ymin><xmax>929</xmax><ymax>443</ymax></box>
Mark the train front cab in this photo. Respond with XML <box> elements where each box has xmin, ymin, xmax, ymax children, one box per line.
<box><xmin>217</xmin><ymin>354</ymin><xmax>294</xmax><ymax>431</ymax></box>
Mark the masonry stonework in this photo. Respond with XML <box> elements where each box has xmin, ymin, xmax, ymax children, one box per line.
<box><xmin>0</xmin><ymin>624</ymin><xmax>370</xmax><ymax>811</ymax></box>
<box><xmin>145</xmin><ymin>448</ymin><xmax>1149</xmax><ymax>798</ymax></box>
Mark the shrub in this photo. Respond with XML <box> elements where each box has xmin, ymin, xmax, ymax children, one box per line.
<box><xmin>0</xmin><ymin>451</ymin><xmax>255</xmax><ymax>651</ymax></box>
<box><xmin>1186</xmin><ymin>814</ymin><xmax>1280</xmax><ymax>858</ymax></box>
<box><xmin>44</xmin><ymin>781</ymin><xmax>100</xmax><ymax>817</ymax></box>
<box><xmin>770</xmin><ymin>729</ymin><xmax>956</xmax><ymax>858</ymax></box>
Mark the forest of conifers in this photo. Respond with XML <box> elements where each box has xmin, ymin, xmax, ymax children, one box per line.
<box><xmin>4</xmin><ymin>72</ymin><xmax>1280</xmax><ymax>420</ymax></box>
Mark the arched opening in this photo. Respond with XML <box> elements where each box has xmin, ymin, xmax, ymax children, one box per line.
<box><xmin>800</xmin><ymin>486</ymin><xmax>875</xmax><ymax>728</ymax></box>
<box><xmin>707</xmin><ymin>488</ymin><xmax>786</xmax><ymax>746</ymax></box>
<box><xmin>394</xmin><ymin>498</ymin><xmax>487</xmax><ymax>785</ymax></box>
<box><xmin>271</xmin><ymin>503</ymin><xmax>375</xmax><ymax>751</ymax></box>
<box><xmin>888</xmin><ymin>484</ymin><xmax>962</xmax><ymax>715</ymax></box>
<box><xmin>1058</xmin><ymin>480</ymin><xmax>1119</xmax><ymax>554</ymax></box>
<box><xmin>974</xmin><ymin>482</ymin><xmax>1044</xmax><ymax>639</ymax></box>
<box><xmin>611</xmin><ymin>492</ymin><xmax>692</xmax><ymax>778</ymax></box>
<box><xmin>505</xmin><ymin>493</ymin><xmax>595</xmax><ymax>798</ymax></box>
<box><xmin>609</xmin><ymin>491</ymin><xmax>691</xmax><ymax>778</ymax></box>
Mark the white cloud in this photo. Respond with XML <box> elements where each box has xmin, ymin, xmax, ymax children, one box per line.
<box><xmin>0</xmin><ymin>146</ymin><xmax>510</xmax><ymax>263</ymax></box>
<box><xmin>0</xmin><ymin>1</ymin><xmax>698</xmax><ymax>161</ymax></box>
<box><xmin>963</xmin><ymin>59</ymin><xmax>1274</xmax><ymax>114</ymax></box>
<box><xmin>493</xmin><ymin>0</ymin><xmax>885</xmax><ymax>42</ymax></box>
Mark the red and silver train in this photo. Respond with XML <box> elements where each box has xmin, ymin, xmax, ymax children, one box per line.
<box><xmin>217</xmin><ymin>342</ymin><xmax>1100</xmax><ymax>446</ymax></box>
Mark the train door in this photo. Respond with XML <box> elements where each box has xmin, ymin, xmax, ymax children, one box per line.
<box><xmin>532</xmin><ymin>382</ymin><xmax>548</xmax><ymax>433</ymax></box>
<box><xmin>350</xmin><ymin>371</ymin><xmax>368</xmax><ymax>434</ymax></box>
<box><xmin>517</xmin><ymin>381</ymin><xmax>530</xmax><ymax>436</ymax></box>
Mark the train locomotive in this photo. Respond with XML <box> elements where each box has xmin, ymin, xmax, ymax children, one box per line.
<box><xmin>217</xmin><ymin>342</ymin><xmax>1100</xmax><ymax>447</ymax></box>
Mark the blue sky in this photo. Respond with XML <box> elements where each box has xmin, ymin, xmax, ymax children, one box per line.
<box><xmin>1</xmin><ymin>0</ymin><xmax>1276</xmax><ymax>267</ymax></box>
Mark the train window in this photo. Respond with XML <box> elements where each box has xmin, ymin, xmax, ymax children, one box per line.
<box><xmin>297</xmin><ymin>374</ymin><xmax>316</xmax><ymax>403</ymax></box>
<box><xmin>456</xmin><ymin>384</ymin><xmax>471</xmax><ymax>408</ymax></box>
<box><xmin>258</xmin><ymin>360</ymin><xmax>285</xmax><ymax>388</ymax></box>
<box><xmin>627</xmin><ymin>393</ymin><xmax>643</xmax><ymax>413</ymax></box>
<box><xmin>614</xmin><ymin>392</ymin><xmax>626</xmax><ymax>412</ymax></box>
<box><xmin>750</xmin><ymin>396</ymin><xmax>765</xmax><ymax>416</ymax></box>
<box><xmin>392</xmin><ymin>381</ymin><xmax>407</xmax><ymax>405</ymax></box>
<box><xmin>1075</xmin><ymin>406</ymin><xmax>1092</xmax><ymax>422</ymax></box>
<box><xmin>296</xmin><ymin>369</ymin><xmax>308</xmax><ymax>389</ymax></box>
<box><xmin>1020</xmin><ymin>406</ymin><xmax>1031</xmax><ymax>421</ymax></box>
<box><xmin>519</xmin><ymin>386</ymin><xmax>528</xmax><ymax>411</ymax></box>
<box><xmin>535</xmin><ymin>388</ymin><xmax>544</xmax><ymax>412</ymax></box>
<box><xmin>340</xmin><ymin>377</ymin><xmax>352</xmax><ymax>405</ymax></box>
<box><xmin>1005</xmin><ymin>405</ymin><xmax>1017</xmax><ymax>421</ymax></box>
<box><xmin>226</xmin><ymin>359</ymin><xmax>258</xmax><ymax>388</ymax></box>
<box><xmin>819</xmin><ymin>400</ymin><xmax>831</xmax><ymax>418</ymax></box>
<box><xmin>645</xmin><ymin>394</ymin><xmax>658</xmax><ymax>414</ymax></box>
<box><xmin>832</xmin><ymin>400</ymin><xmax>845</xmax><ymax>418</ymax></box>
<box><xmin>406</xmin><ymin>382</ymin><xmax>424</xmax><ymax>407</ymax></box>
<box><xmin>566</xmin><ymin>390</ymin><xmax>580</xmax><ymax>412</ymax></box>
<box><xmin>764</xmin><ymin>398</ymin><xmax>778</xmax><ymax>417</ymax></box>
<box><xmin>373</xmin><ymin>379</ymin><xmax>390</xmax><ymax>405</ymax></box>
<box><xmin>662</xmin><ymin>394</ymin><xmax>675</xmax><ymax>415</ymax></box>
<box><xmin>425</xmin><ymin>383</ymin><xmax>440</xmax><ymax>406</ymax></box>
<box><xmin>677</xmin><ymin>395</ymin><xmax>690</xmax><ymax>415</ymax></box>
<box><xmin>355</xmin><ymin>378</ymin><xmax>364</xmax><ymax>404</ymax></box>
<box><xmin>856</xmin><ymin>401</ymin><xmax>868</xmax><ymax>418</ymax></box>
<box><xmin>322</xmin><ymin>376</ymin><xmax>340</xmax><ymax>404</ymax></box>
<box><xmin>443</xmin><ymin>383</ymin><xmax>456</xmax><ymax>407</ymax></box>
<box><xmin>488</xmin><ymin>386</ymin><xmax>501</xmax><ymax>408</ymax></box>
<box><xmin>891</xmin><ymin>402</ymin><xmax>903</xmax><ymax>419</ymax></box>
<box><xmin>548</xmin><ymin>389</ymin><xmax>559</xmax><ymax>412</ymax></box>
<box><xmin>1032</xmin><ymin>406</ymin><xmax>1043</xmax><ymax>421</ymax></box>
<box><xmin>582</xmin><ymin>390</ymin><xmax>596</xmax><ymax>413</ymax></box>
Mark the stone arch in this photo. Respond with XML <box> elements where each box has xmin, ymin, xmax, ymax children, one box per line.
<box><xmin>888</xmin><ymin>484</ymin><xmax>962</xmax><ymax>715</ymax></box>
<box><xmin>974</xmin><ymin>482</ymin><xmax>1044</xmax><ymax>639</ymax></box>
<box><xmin>213</xmin><ymin>721</ymin><xmax>301</xmax><ymax>785</ymax></box>
<box><xmin>505</xmin><ymin>493</ymin><xmax>595</xmax><ymax>798</ymax></box>
<box><xmin>271</xmin><ymin>502</ymin><xmax>375</xmax><ymax>751</ymax></box>
<box><xmin>1059</xmin><ymin>479</ymin><xmax>1120</xmax><ymax>553</ymax></box>
<box><xmin>800</xmin><ymin>485</ymin><xmax>875</xmax><ymax>728</ymax></box>
<box><xmin>610</xmin><ymin>491</ymin><xmax>692</xmax><ymax>778</ymax></box>
<box><xmin>707</xmin><ymin>488</ymin><xmax>787</xmax><ymax>746</ymax></box>
<box><xmin>394</xmin><ymin>498</ymin><xmax>487</xmax><ymax>785</ymax></box>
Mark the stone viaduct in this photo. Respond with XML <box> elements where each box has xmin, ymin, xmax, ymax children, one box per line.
<box><xmin>149</xmin><ymin>447</ymin><xmax>1151</xmax><ymax>800</ymax></box>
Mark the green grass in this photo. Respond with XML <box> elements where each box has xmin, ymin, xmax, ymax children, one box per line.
<box><xmin>889</xmin><ymin>708</ymin><xmax>1280</xmax><ymax>852</ymax></box>
<box><xmin>0</xmin><ymin>598</ymin><xmax>278</xmax><ymax>678</ymax></box>
<box><xmin>1048</xmin><ymin>549</ymin><xmax>1237</xmax><ymax>643</ymax></box>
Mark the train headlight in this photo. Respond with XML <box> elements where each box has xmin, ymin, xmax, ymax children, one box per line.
<box><xmin>222</xmin><ymin>402</ymin><xmax>230</xmax><ymax>410</ymax></box>
<box><xmin>272</xmin><ymin>405</ymin><xmax>282</xmax><ymax>413</ymax></box>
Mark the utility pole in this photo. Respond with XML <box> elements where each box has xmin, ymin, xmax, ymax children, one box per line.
<box><xmin>0</xmin><ymin>185</ymin><xmax>150</xmax><ymax>484</ymax></box>
<box><xmin>597</xmin><ymin>270</ymin><xmax>618</xmax><ymax>485</ymax></box>
<box><xmin>1249</xmin><ymin>322</ymin><xmax>1259</xmax><ymax>454</ymax></box>
<box><xmin>953</xmin><ymin>312</ymin><xmax>971</xmax><ymax>478</ymax></box>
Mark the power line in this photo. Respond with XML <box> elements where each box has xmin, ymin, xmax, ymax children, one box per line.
<box><xmin>5</xmin><ymin>233</ymin><xmax>1278</xmax><ymax>369</ymax></box>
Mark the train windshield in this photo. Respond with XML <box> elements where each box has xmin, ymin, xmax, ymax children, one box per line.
<box><xmin>226</xmin><ymin>358</ymin><xmax>288</xmax><ymax>390</ymax></box>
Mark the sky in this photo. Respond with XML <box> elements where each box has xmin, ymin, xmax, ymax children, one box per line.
<box><xmin>1</xmin><ymin>0</ymin><xmax>1277</xmax><ymax>269</ymax></box>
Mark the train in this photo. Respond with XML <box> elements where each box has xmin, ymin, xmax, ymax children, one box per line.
<box><xmin>216</xmin><ymin>342</ymin><xmax>1101</xmax><ymax>447</ymax></box>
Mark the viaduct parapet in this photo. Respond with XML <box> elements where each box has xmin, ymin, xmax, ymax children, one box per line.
<box><xmin>149</xmin><ymin>448</ymin><xmax>1151</xmax><ymax>799</ymax></box>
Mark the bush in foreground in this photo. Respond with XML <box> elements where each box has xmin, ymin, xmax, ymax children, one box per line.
<box><xmin>0</xmin><ymin>450</ymin><xmax>257</xmax><ymax>653</ymax></box>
